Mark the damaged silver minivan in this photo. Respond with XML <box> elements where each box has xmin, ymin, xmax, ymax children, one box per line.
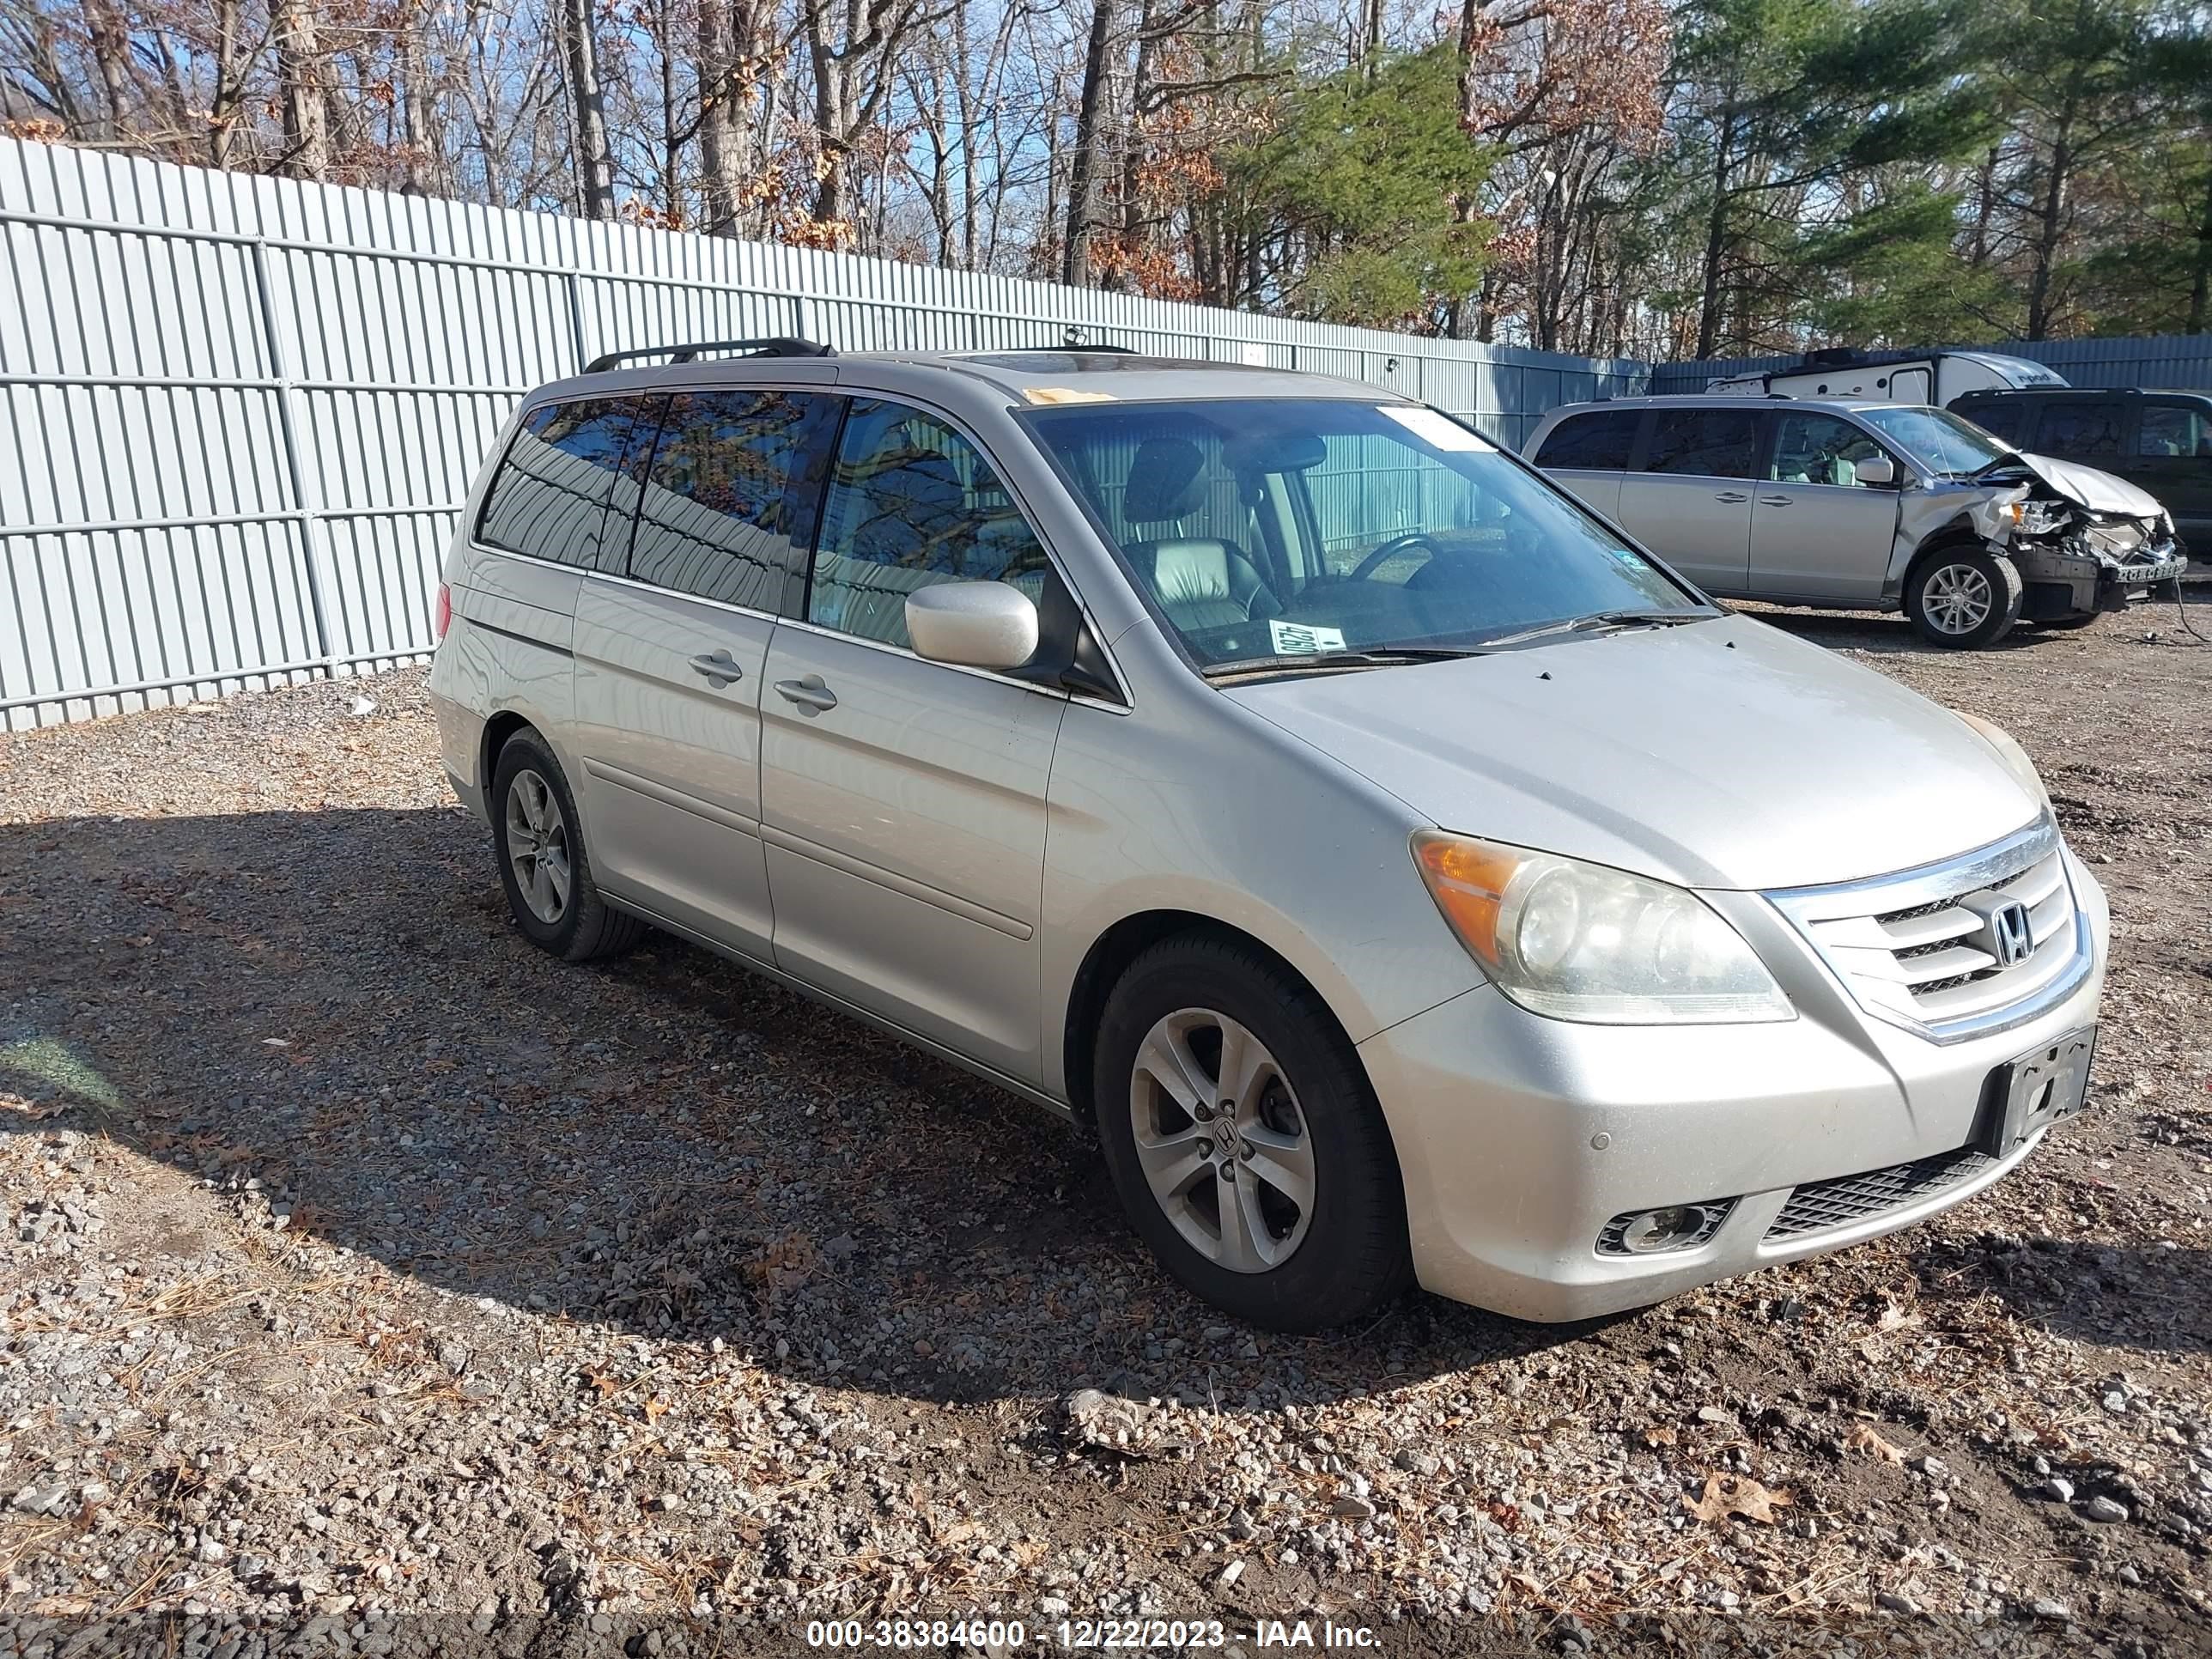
<box><xmin>1528</xmin><ymin>396</ymin><xmax>2186</xmax><ymax>646</ymax></box>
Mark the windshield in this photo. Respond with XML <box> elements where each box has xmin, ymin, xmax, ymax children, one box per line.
<box><xmin>1857</xmin><ymin>406</ymin><xmax>2016</xmax><ymax>477</ymax></box>
<box><xmin>1025</xmin><ymin>398</ymin><xmax>1704</xmax><ymax>670</ymax></box>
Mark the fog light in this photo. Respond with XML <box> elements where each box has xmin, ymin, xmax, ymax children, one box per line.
<box><xmin>1598</xmin><ymin>1200</ymin><xmax>1733</xmax><ymax>1255</ymax></box>
<box><xmin>1622</xmin><ymin>1207</ymin><xmax>1705</xmax><ymax>1252</ymax></box>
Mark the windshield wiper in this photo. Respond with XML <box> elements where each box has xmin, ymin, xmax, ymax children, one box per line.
<box><xmin>1470</xmin><ymin>609</ymin><xmax>1713</xmax><ymax>650</ymax></box>
<box><xmin>1199</xmin><ymin>647</ymin><xmax>1481</xmax><ymax>680</ymax></box>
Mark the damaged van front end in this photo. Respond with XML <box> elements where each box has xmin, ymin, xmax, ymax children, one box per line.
<box><xmin>1978</xmin><ymin>456</ymin><xmax>2186</xmax><ymax>621</ymax></box>
<box><xmin>1895</xmin><ymin>453</ymin><xmax>2187</xmax><ymax>627</ymax></box>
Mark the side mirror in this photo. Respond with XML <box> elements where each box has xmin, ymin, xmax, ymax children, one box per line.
<box><xmin>1853</xmin><ymin>454</ymin><xmax>1898</xmax><ymax>488</ymax></box>
<box><xmin>906</xmin><ymin>581</ymin><xmax>1040</xmax><ymax>671</ymax></box>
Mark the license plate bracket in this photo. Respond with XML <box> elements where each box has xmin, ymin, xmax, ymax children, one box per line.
<box><xmin>1976</xmin><ymin>1025</ymin><xmax>2095</xmax><ymax>1158</ymax></box>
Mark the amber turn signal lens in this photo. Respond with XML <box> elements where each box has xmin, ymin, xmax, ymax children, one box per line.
<box><xmin>1412</xmin><ymin>832</ymin><xmax>1526</xmax><ymax>968</ymax></box>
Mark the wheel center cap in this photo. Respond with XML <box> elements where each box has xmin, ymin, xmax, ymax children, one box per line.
<box><xmin>1215</xmin><ymin>1117</ymin><xmax>1241</xmax><ymax>1154</ymax></box>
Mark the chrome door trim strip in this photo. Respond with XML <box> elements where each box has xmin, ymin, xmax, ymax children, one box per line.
<box><xmin>759</xmin><ymin>821</ymin><xmax>1036</xmax><ymax>941</ymax></box>
<box><xmin>580</xmin><ymin>757</ymin><xmax>762</xmax><ymax>839</ymax></box>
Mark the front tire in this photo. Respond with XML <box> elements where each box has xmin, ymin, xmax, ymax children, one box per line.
<box><xmin>489</xmin><ymin>729</ymin><xmax>646</xmax><ymax>963</ymax></box>
<box><xmin>1092</xmin><ymin>934</ymin><xmax>1411</xmax><ymax>1332</ymax></box>
<box><xmin>1905</xmin><ymin>548</ymin><xmax>2023</xmax><ymax>648</ymax></box>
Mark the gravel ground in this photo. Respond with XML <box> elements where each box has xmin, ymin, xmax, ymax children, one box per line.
<box><xmin>3</xmin><ymin>599</ymin><xmax>2209</xmax><ymax>1658</ymax></box>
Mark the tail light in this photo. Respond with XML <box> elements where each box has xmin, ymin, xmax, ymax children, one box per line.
<box><xmin>434</xmin><ymin>582</ymin><xmax>452</xmax><ymax>642</ymax></box>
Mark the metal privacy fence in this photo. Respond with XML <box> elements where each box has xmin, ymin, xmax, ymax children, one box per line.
<box><xmin>1648</xmin><ymin>334</ymin><xmax>2212</xmax><ymax>397</ymax></box>
<box><xmin>0</xmin><ymin>137</ymin><xmax>1646</xmax><ymax>728</ymax></box>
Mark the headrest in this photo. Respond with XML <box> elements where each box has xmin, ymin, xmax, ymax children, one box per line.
<box><xmin>1152</xmin><ymin>539</ymin><xmax>1233</xmax><ymax>602</ymax></box>
<box><xmin>1122</xmin><ymin>437</ymin><xmax>1208</xmax><ymax>523</ymax></box>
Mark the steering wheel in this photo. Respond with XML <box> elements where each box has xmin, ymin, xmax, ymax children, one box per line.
<box><xmin>1346</xmin><ymin>532</ymin><xmax>1441</xmax><ymax>584</ymax></box>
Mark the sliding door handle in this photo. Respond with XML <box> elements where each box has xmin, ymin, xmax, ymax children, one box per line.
<box><xmin>774</xmin><ymin>675</ymin><xmax>839</xmax><ymax>712</ymax></box>
<box><xmin>689</xmin><ymin>650</ymin><xmax>744</xmax><ymax>686</ymax></box>
<box><xmin>1756</xmin><ymin>495</ymin><xmax>1794</xmax><ymax>507</ymax></box>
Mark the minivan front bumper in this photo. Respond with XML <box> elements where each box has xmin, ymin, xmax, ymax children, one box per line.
<box><xmin>1358</xmin><ymin>848</ymin><xmax>2108</xmax><ymax>1322</ymax></box>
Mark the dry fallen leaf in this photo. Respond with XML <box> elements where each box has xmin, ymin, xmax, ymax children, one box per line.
<box><xmin>1877</xmin><ymin>1301</ymin><xmax>1924</xmax><ymax>1333</ymax></box>
<box><xmin>1644</xmin><ymin>1425</ymin><xmax>1678</xmax><ymax>1447</ymax></box>
<box><xmin>1845</xmin><ymin>1423</ymin><xmax>1907</xmax><ymax>1464</ymax></box>
<box><xmin>643</xmin><ymin>1395</ymin><xmax>670</xmax><ymax>1421</ymax></box>
<box><xmin>1684</xmin><ymin>1472</ymin><xmax>1793</xmax><ymax>1526</ymax></box>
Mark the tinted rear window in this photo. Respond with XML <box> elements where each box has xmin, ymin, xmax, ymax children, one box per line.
<box><xmin>2036</xmin><ymin>400</ymin><xmax>2124</xmax><ymax>458</ymax></box>
<box><xmin>1534</xmin><ymin>410</ymin><xmax>1641</xmax><ymax>470</ymax></box>
<box><xmin>1640</xmin><ymin>409</ymin><xmax>1759</xmax><ymax>478</ymax></box>
<box><xmin>477</xmin><ymin>398</ymin><xmax>658</xmax><ymax>568</ymax></box>
<box><xmin>1958</xmin><ymin>400</ymin><xmax>2029</xmax><ymax>445</ymax></box>
<box><xmin>626</xmin><ymin>388</ymin><xmax>838</xmax><ymax>609</ymax></box>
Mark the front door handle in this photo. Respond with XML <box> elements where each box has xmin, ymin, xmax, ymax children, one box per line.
<box><xmin>1714</xmin><ymin>490</ymin><xmax>1750</xmax><ymax>503</ymax></box>
<box><xmin>689</xmin><ymin>650</ymin><xmax>744</xmax><ymax>687</ymax></box>
<box><xmin>1756</xmin><ymin>495</ymin><xmax>1793</xmax><ymax>507</ymax></box>
<box><xmin>774</xmin><ymin>675</ymin><xmax>839</xmax><ymax>713</ymax></box>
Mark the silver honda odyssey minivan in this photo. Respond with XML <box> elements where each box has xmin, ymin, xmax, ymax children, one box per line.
<box><xmin>427</xmin><ymin>343</ymin><xmax>2108</xmax><ymax>1331</ymax></box>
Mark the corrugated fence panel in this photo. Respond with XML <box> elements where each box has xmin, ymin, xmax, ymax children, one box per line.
<box><xmin>0</xmin><ymin>134</ymin><xmax>1666</xmax><ymax>725</ymax></box>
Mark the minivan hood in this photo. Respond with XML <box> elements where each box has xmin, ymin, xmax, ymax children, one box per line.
<box><xmin>1224</xmin><ymin>616</ymin><xmax>2041</xmax><ymax>891</ymax></box>
<box><xmin>2013</xmin><ymin>451</ymin><xmax>2166</xmax><ymax>518</ymax></box>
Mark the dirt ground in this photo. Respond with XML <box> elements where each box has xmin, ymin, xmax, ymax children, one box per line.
<box><xmin>2</xmin><ymin>595</ymin><xmax>2209</xmax><ymax>1658</ymax></box>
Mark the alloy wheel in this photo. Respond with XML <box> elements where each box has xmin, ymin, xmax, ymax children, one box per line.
<box><xmin>504</xmin><ymin>768</ymin><xmax>573</xmax><ymax>924</ymax></box>
<box><xmin>1923</xmin><ymin>562</ymin><xmax>1994</xmax><ymax>635</ymax></box>
<box><xmin>1128</xmin><ymin>1008</ymin><xmax>1316</xmax><ymax>1273</ymax></box>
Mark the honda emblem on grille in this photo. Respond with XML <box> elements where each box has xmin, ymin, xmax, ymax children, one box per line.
<box><xmin>1988</xmin><ymin>900</ymin><xmax>2034</xmax><ymax>968</ymax></box>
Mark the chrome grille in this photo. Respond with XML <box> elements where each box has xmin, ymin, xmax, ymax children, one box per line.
<box><xmin>1765</xmin><ymin>1147</ymin><xmax>1995</xmax><ymax>1240</ymax></box>
<box><xmin>1765</xmin><ymin>818</ymin><xmax>2088</xmax><ymax>1044</ymax></box>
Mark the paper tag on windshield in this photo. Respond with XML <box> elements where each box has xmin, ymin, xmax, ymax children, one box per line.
<box><xmin>1379</xmin><ymin>405</ymin><xmax>1496</xmax><ymax>452</ymax></box>
<box><xmin>1268</xmin><ymin>619</ymin><xmax>1348</xmax><ymax>655</ymax></box>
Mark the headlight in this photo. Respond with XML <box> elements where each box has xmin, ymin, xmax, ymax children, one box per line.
<box><xmin>1411</xmin><ymin>833</ymin><xmax>1793</xmax><ymax>1025</ymax></box>
<box><xmin>2007</xmin><ymin>498</ymin><xmax>2068</xmax><ymax>536</ymax></box>
<box><xmin>1955</xmin><ymin>712</ymin><xmax>2050</xmax><ymax>811</ymax></box>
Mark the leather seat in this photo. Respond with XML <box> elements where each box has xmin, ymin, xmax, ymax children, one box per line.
<box><xmin>1119</xmin><ymin>437</ymin><xmax>1279</xmax><ymax>630</ymax></box>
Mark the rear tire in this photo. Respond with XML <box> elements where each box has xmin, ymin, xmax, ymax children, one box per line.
<box><xmin>1905</xmin><ymin>548</ymin><xmax>2023</xmax><ymax>648</ymax></box>
<box><xmin>1091</xmin><ymin>933</ymin><xmax>1411</xmax><ymax>1332</ymax></box>
<box><xmin>489</xmin><ymin>729</ymin><xmax>646</xmax><ymax>963</ymax></box>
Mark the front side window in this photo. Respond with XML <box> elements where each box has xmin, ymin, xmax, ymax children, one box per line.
<box><xmin>808</xmin><ymin>399</ymin><xmax>1053</xmax><ymax>650</ymax></box>
<box><xmin>1640</xmin><ymin>409</ymin><xmax>1759</xmax><ymax>479</ymax></box>
<box><xmin>1857</xmin><ymin>405</ymin><xmax>2014</xmax><ymax>477</ymax></box>
<box><xmin>2036</xmin><ymin>400</ymin><xmax>2123</xmax><ymax>457</ymax></box>
<box><xmin>1768</xmin><ymin>413</ymin><xmax>1893</xmax><ymax>488</ymax></box>
<box><xmin>2138</xmin><ymin>404</ymin><xmax>2210</xmax><ymax>459</ymax></box>
<box><xmin>477</xmin><ymin>398</ymin><xmax>658</xmax><ymax>568</ymax></box>
<box><xmin>1027</xmin><ymin>398</ymin><xmax>1702</xmax><ymax>671</ymax></box>
<box><xmin>1534</xmin><ymin>409</ymin><xmax>1640</xmax><ymax>471</ymax></box>
<box><xmin>627</xmin><ymin>388</ymin><xmax>837</xmax><ymax>609</ymax></box>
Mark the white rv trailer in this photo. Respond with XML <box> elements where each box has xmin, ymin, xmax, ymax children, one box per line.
<box><xmin>1705</xmin><ymin>349</ymin><xmax>2069</xmax><ymax>405</ymax></box>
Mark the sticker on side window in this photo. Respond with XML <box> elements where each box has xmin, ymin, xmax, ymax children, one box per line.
<box><xmin>1267</xmin><ymin>619</ymin><xmax>1349</xmax><ymax>654</ymax></box>
<box><xmin>1378</xmin><ymin>405</ymin><xmax>1496</xmax><ymax>452</ymax></box>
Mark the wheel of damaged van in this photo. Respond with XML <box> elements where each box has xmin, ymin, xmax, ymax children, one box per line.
<box><xmin>1905</xmin><ymin>548</ymin><xmax>2023</xmax><ymax>648</ymax></box>
<box><xmin>1093</xmin><ymin>933</ymin><xmax>1412</xmax><ymax>1332</ymax></box>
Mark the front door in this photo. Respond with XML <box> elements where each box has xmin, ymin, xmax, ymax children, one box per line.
<box><xmin>570</xmin><ymin>385</ymin><xmax>841</xmax><ymax>957</ymax></box>
<box><xmin>2132</xmin><ymin>400</ymin><xmax>2212</xmax><ymax>547</ymax></box>
<box><xmin>1749</xmin><ymin>410</ymin><xmax>1904</xmax><ymax>602</ymax></box>
<box><xmin>759</xmin><ymin>396</ymin><xmax>1069</xmax><ymax>1084</ymax></box>
<box><xmin>1613</xmin><ymin>405</ymin><xmax>1761</xmax><ymax>592</ymax></box>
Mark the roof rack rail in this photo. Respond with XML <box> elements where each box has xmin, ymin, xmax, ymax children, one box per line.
<box><xmin>582</xmin><ymin>337</ymin><xmax>834</xmax><ymax>374</ymax></box>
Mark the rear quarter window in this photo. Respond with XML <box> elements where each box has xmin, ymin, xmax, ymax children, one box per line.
<box><xmin>1533</xmin><ymin>410</ymin><xmax>1641</xmax><ymax>471</ymax></box>
<box><xmin>477</xmin><ymin>398</ymin><xmax>658</xmax><ymax>569</ymax></box>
